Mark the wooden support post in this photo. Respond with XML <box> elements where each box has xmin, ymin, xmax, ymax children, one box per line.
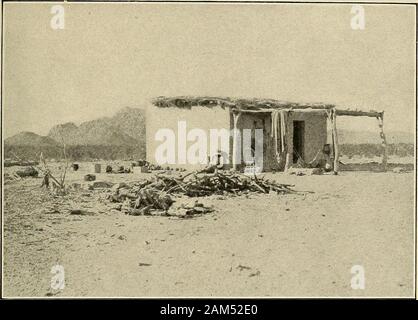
<box><xmin>232</xmin><ymin>112</ymin><xmax>241</xmax><ymax>171</ymax></box>
<box><xmin>378</xmin><ymin>113</ymin><xmax>388</xmax><ymax>171</ymax></box>
<box><xmin>284</xmin><ymin>153</ymin><xmax>291</xmax><ymax>172</ymax></box>
<box><xmin>331</xmin><ymin>109</ymin><xmax>339</xmax><ymax>175</ymax></box>
<box><xmin>281</xmin><ymin>111</ymin><xmax>291</xmax><ymax>172</ymax></box>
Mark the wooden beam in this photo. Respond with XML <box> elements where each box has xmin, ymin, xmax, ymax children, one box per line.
<box><xmin>236</xmin><ymin>108</ymin><xmax>384</xmax><ymax>117</ymax></box>
<box><xmin>284</xmin><ymin>153</ymin><xmax>291</xmax><ymax>172</ymax></box>
<box><xmin>232</xmin><ymin>112</ymin><xmax>241</xmax><ymax>171</ymax></box>
<box><xmin>231</xmin><ymin>107</ymin><xmax>384</xmax><ymax>119</ymax></box>
<box><xmin>234</xmin><ymin>109</ymin><xmax>273</xmax><ymax>113</ymax></box>
<box><xmin>282</xmin><ymin>111</ymin><xmax>291</xmax><ymax>172</ymax></box>
<box><xmin>378</xmin><ymin>113</ymin><xmax>388</xmax><ymax>171</ymax></box>
<box><xmin>336</xmin><ymin>110</ymin><xmax>383</xmax><ymax>118</ymax></box>
<box><xmin>331</xmin><ymin>109</ymin><xmax>340</xmax><ymax>175</ymax></box>
<box><xmin>235</xmin><ymin>107</ymin><xmax>332</xmax><ymax>113</ymax></box>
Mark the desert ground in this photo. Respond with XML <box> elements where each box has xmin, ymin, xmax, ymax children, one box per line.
<box><xmin>2</xmin><ymin>160</ymin><xmax>415</xmax><ymax>298</ymax></box>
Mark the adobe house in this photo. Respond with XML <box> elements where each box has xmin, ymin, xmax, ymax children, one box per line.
<box><xmin>146</xmin><ymin>96</ymin><xmax>387</xmax><ymax>173</ymax></box>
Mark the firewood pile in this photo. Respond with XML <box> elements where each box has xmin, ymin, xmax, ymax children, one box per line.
<box><xmin>156</xmin><ymin>171</ymin><xmax>296</xmax><ymax>196</ymax></box>
<box><xmin>108</xmin><ymin>170</ymin><xmax>297</xmax><ymax>217</ymax></box>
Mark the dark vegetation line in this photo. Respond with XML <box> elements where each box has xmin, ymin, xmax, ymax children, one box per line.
<box><xmin>4</xmin><ymin>145</ymin><xmax>146</xmax><ymax>161</ymax></box>
<box><xmin>4</xmin><ymin>143</ymin><xmax>413</xmax><ymax>162</ymax></box>
<box><xmin>340</xmin><ymin>143</ymin><xmax>414</xmax><ymax>158</ymax></box>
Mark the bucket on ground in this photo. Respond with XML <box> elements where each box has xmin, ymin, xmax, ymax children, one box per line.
<box><xmin>94</xmin><ymin>163</ymin><xmax>101</xmax><ymax>173</ymax></box>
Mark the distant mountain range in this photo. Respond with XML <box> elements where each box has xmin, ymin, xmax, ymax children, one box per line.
<box><xmin>5</xmin><ymin>131</ymin><xmax>59</xmax><ymax>147</ymax></box>
<box><xmin>6</xmin><ymin>107</ymin><xmax>146</xmax><ymax>148</ymax></box>
<box><xmin>5</xmin><ymin>108</ymin><xmax>413</xmax><ymax>158</ymax></box>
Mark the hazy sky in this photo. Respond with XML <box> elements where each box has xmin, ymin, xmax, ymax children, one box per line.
<box><xmin>3</xmin><ymin>2</ymin><xmax>416</xmax><ymax>137</ymax></box>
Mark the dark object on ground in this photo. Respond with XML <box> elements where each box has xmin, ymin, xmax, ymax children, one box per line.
<box><xmin>287</xmin><ymin>168</ymin><xmax>323</xmax><ymax>176</ymax></box>
<box><xmin>15</xmin><ymin>166</ymin><xmax>38</xmax><ymax>178</ymax></box>
<box><xmin>69</xmin><ymin>209</ymin><xmax>94</xmax><ymax>216</ymax></box>
<box><xmin>72</xmin><ymin>163</ymin><xmax>79</xmax><ymax>171</ymax></box>
<box><xmin>132</xmin><ymin>159</ymin><xmax>149</xmax><ymax>167</ymax></box>
<box><xmin>138</xmin><ymin>166</ymin><xmax>149</xmax><ymax>173</ymax></box>
<box><xmin>131</xmin><ymin>159</ymin><xmax>182</xmax><ymax>172</ymax></box>
<box><xmin>4</xmin><ymin>160</ymin><xmax>39</xmax><ymax>167</ymax></box>
<box><xmin>92</xmin><ymin>181</ymin><xmax>114</xmax><ymax>188</ymax></box>
<box><xmin>138</xmin><ymin>262</ymin><xmax>152</xmax><ymax>267</ymax></box>
<box><xmin>105</xmin><ymin>165</ymin><xmax>132</xmax><ymax>174</ymax></box>
<box><xmin>137</xmin><ymin>160</ymin><xmax>147</xmax><ymax>167</ymax></box>
<box><xmin>84</xmin><ymin>174</ymin><xmax>96</xmax><ymax>181</ymax></box>
<box><xmin>176</xmin><ymin>200</ymin><xmax>215</xmax><ymax>218</ymax></box>
<box><xmin>117</xmin><ymin>166</ymin><xmax>131</xmax><ymax>174</ymax></box>
<box><xmin>94</xmin><ymin>163</ymin><xmax>101</xmax><ymax>173</ymax></box>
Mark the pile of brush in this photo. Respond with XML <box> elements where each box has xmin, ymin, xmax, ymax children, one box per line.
<box><xmin>157</xmin><ymin>170</ymin><xmax>296</xmax><ymax>197</ymax></box>
<box><xmin>108</xmin><ymin>169</ymin><xmax>297</xmax><ymax>216</ymax></box>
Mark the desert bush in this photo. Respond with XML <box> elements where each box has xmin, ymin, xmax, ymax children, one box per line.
<box><xmin>4</xmin><ymin>145</ymin><xmax>146</xmax><ymax>162</ymax></box>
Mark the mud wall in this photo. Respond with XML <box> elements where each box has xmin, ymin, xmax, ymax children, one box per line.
<box><xmin>234</xmin><ymin>111</ymin><xmax>327</xmax><ymax>171</ymax></box>
<box><xmin>286</xmin><ymin>111</ymin><xmax>328</xmax><ymax>165</ymax></box>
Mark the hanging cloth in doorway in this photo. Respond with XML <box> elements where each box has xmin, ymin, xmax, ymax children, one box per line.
<box><xmin>279</xmin><ymin>110</ymin><xmax>287</xmax><ymax>153</ymax></box>
<box><xmin>325</xmin><ymin>109</ymin><xmax>335</xmax><ymax>158</ymax></box>
<box><xmin>271</xmin><ymin>109</ymin><xmax>288</xmax><ymax>163</ymax></box>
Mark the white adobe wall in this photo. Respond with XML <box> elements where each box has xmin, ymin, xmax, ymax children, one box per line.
<box><xmin>146</xmin><ymin>104</ymin><xmax>231</xmax><ymax>170</ymax></box>
<box><xmin>236</xmin><ymin>112</ymin><xmax>278</xmax><ymax>171</ymax></box>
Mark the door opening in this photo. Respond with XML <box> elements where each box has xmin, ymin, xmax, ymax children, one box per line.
<box><xmin>293</xmin><ymin>121</ymin><xmax>305</xmax><ymax>163</ymax></box>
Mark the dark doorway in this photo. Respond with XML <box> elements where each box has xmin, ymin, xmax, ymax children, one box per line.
<box><xmin>293</xmin><ymin>121</ymin><xmax>305</xmax><ymax>163</ymax></box>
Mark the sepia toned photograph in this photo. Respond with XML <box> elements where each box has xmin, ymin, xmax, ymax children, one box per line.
<box><xmin>1</xmin><ymin>1</ymin><xmax>416</xmax><ymax>301</ymax></box>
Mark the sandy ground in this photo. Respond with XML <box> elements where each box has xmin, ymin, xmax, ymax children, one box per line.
<box><xmin>2</xmin><ymin>162</ymin><xmax>415</xmax><ymax>297</ymax></box>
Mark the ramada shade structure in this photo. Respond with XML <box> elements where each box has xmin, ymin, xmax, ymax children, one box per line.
<box><xmin>152</xmin><ymin>96</ymin><xmax>387</xmax><ymax>173</ymax></box>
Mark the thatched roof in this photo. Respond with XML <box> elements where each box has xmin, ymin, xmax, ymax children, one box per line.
<box><xmin>152</xmin><ymin>96</ymin><xmax>383</xmax><ymax>117</ymax></box>
<box><xmin>153</xmin><ymin>96</ymin><xmax>334</xmax><ymax>110</ymax></box>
